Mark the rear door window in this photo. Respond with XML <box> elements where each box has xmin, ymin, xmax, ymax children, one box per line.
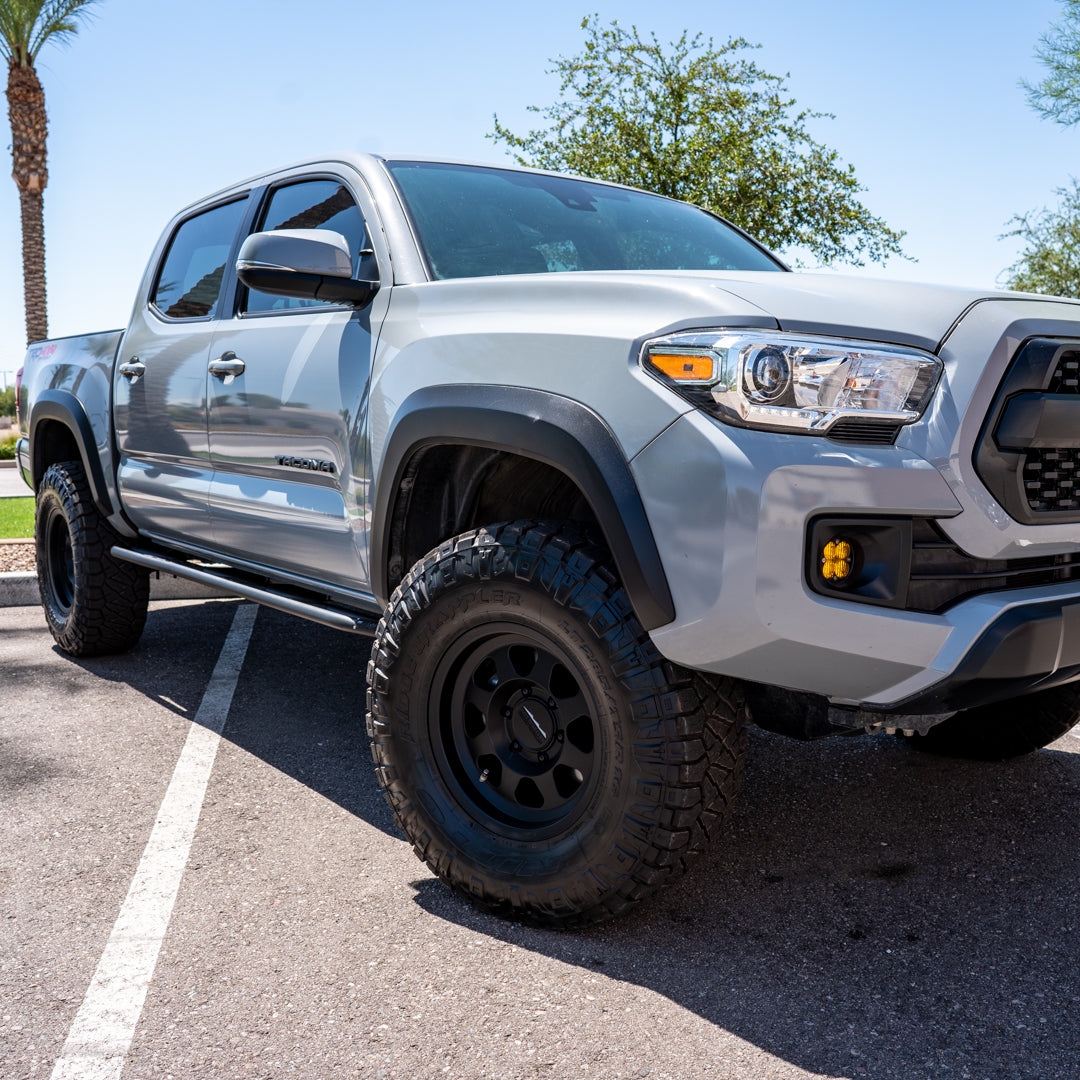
<box><xmin>152</xmin><ymin>197</ymin><xmax>248</xmax><ymax>319</ymax></box>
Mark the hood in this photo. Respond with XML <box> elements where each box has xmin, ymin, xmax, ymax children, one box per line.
<box><xmin>706</xmin><ymin>271</ymin><xmax>1014</xmax><ymax>353</ymax></box>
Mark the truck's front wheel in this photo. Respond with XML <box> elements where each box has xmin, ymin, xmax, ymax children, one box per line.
<box><xmin>366</xmin><ymin>521</ymin><xmax>747</xmax><ymax>928</ymax></box>
<box><xmin>36</xmin><ymin>460</ymin><xmax>150</xmax><ymax>657</ymax></box>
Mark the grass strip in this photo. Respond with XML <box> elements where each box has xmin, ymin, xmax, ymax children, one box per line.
<box><xmin>0</xmin><ymin>497</ymin><xmax>34</xmax><ymax>539</ymax></box>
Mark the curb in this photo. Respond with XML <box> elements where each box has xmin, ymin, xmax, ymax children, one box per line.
<box><xmin>0</xmin><ymin>570</ymin><xmax>232</xmax><ymax>608</ymax></box>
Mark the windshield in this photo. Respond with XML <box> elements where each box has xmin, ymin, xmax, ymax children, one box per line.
<box><xmin>387</xmin><ymin>160</ymin><xmax>784</xmax><ymax>280</ymax></box>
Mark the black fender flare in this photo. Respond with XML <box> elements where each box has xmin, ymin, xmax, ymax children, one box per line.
<box><xmin>29</xmin><ymin>390</ymin><xmax>116</xmax><ymax>520</ymax></box>
<box><xmin>371</xmin><ymin>385</ymin><xmax>675</xmax><ymax>631</ymax></box>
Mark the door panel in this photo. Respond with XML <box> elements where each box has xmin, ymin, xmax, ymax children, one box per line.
<box><xmin>206</xmin><ymin>310</ymin><xmax>374</xmax><ymax>590</ymax></box>
<box><xmin>205</xmin><ymin>177</ymin><xmax>380</xmax><ymax>594</ymax></box>
<box><xmin>115</xmin><ymin>196</ymin><xmax>249</xmax><ymax>545</ymax></box>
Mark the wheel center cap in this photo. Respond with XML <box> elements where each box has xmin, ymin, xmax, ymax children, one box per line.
<box><xmin>510</xmin><ymin>699</ymin><xmax>556</xmax><ymax>751</ymax></box>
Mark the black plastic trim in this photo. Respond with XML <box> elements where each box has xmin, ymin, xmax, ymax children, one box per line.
<box><xmin>29</xmin><ymin>391</ymin><xmax>116</xmax><ymax>519</ymax></box>
<box><xmin>974</xmin><ymin>336</ymin><xmax>1080</xmax><ymax>524</ymax></box>
<box><xmin>859</xmin><ymin>595</ymin><xmax>1080</xmax><ymax>716</ymax></box>
<box><xmin>995</xmin><ymin>392</ymin><xmax>1080</xmax><ymax>450</ymax></box>
<box><xmin>371</xmin><ymin>385</ymin><xmax>676</xmax><ymax>631</ymax></box>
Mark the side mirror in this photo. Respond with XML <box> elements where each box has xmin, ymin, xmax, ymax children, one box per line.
<box><xmin>236</xmin><ymin>228</ymin><xmax>378</xmax><ymax>308</ymax></box>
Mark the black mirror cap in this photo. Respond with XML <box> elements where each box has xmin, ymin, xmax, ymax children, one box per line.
<box><xmin>236</xmin><ymin>264</ymin><xmax>378</xmax><ymax>308</ymax></box>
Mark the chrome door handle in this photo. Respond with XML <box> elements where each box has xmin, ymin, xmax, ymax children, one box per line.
<box><xmin>118</xmin><ymin>358</ymin><xmax>146</xmax><ymax>381</ymax></box>
<box><xmin>208</xmin><ymin>352</ymin><xmax>246</xmax><ymax>379</ymax></box>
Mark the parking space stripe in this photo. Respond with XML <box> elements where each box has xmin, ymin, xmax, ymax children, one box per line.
<box><xmin>49</xmin><ymin>603</ymin><xmax>258</xmax><ymax>1080</ymax></box>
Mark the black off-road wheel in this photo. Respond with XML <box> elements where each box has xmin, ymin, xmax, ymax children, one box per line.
<box><xmin>366</xmin><ymin>521</ymin><xmax>747</xmax><ymax>928</ymax></box>
<box><xmin>35</xmin><ymin>460</ymin><xmax>150</xmax><ymax>657</ymax></box>
<box><xmin>903</xmin><ymin>682</ymin><xmax>1080</xmax><ymax>760</ymax></box>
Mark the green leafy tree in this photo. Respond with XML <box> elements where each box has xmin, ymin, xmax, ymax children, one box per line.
<box><xmin>1003</xmin><ymin>1</ymin><xmax>1080</xmax><ymax>296</ymax></box>
<box><xmin>1</xmin><ymin>0</ymin><xmax>98</xmax><ymax>345</ymax></box>
<box><xmin>1003</xmin><ymin>179</ymin><xmax>1080</xmax><ymax>298</ymax></box>
<box><xmin>490</xmin><ymin>16</ymin><xmax>905</xmax><ymax>267</ymax></box>
<box><xmin>1023</xmin><ymin>0</ymin><xmax>1080</xmax><ymax>125</ymax></box>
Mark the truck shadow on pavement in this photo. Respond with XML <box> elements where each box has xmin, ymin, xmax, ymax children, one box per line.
<box><xmin>411</xmin><ymin>729</ymin><xmax>1080</xmax><ymax>1079</ymax></box>
<box><xmin>64</xmin><ymin>601</ymin><xmax>1080</xmax><ymax>1078</ymax></box>
<box><xmin>62</xmin><ymin>600</ymin><xmax>397</xmax><ymax>837</ymax></box>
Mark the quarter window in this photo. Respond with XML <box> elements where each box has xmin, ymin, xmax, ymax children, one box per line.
<box><xmin>152</xmin><ymin>197</ymin><xmax>248</xmax><ymax>319</ymax></box>
<box><xmin>244</xmin><ymin>180</ymin><xmax>369</xmax><ymax>313</ymax></box>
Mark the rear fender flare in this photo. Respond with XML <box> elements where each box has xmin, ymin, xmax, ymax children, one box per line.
<box><xmin>29</xmin><ymin>391</ymin><xmax>117</xmax><ymax>520</ymax></box>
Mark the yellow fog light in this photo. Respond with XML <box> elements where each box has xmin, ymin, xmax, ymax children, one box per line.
<box><xmin>821</xmin><ymin>538</ymin><xmax>854</xmax><ymax>582</ymax></box>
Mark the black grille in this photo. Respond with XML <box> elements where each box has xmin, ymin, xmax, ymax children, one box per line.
<box><xmin>1048</xmin><ymin>351</ymin><xmax>1080</xmax><ymax>393</ymax></box>
<box><xmin>974</xmin><ymin>337</ymin><xmax>1080</xmax><ymax>525</ymax></box>
<box><xmin>906</xmin><ymin>520</ymin><xmax>1080</xmax><ymax>613</ymax></box>
<box><xmin>1022</xmin><ymin>448</ymin><xmax>1080</xmax><ymax>513</ymax></box>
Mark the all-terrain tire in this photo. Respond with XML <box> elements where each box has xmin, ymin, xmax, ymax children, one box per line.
<box><xmin>35</xmin><ymin>460</ymin><xmax>150</xmax><ymax>657</ymax></box>
<box><xmin>366</xmin><ymin>520</ymin><xmax>747</xmax><ymax>928</ymax></box>
<box><xmin>903</xmin><ymin>682</ymin><xmax>1080</xmax><ymax>760</ymax></box>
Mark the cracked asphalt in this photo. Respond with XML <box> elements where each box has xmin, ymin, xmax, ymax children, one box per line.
<box><xmin>2</xmin><ymin>597</ymin><xmax>1079</xmax><ymax>1079</ymax></box>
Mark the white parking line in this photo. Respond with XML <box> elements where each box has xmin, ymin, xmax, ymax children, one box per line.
<box><xmin>49</xmin><ymin>603</ymin><xmax>258</xmax><ymax>1080</ymax></box>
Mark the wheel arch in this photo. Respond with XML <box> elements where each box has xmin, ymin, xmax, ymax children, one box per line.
<box><xmin>29</xmin><ymin>391</ymin><xmax>117</xmax><ymax>520</ymax></box>
<box><xmin>371</xmin><ymin>385</ymin><xmax>676</xmax><ymax>631</ymax></box>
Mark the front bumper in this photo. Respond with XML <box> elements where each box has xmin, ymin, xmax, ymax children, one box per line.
<box><xmin>630</xmin><ymin>297</ymin><xmax>1080</xmax><ymax>714</ymax></box>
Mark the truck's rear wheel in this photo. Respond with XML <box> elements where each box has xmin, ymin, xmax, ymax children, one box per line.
<box><xmin>903</xmin><ymin>682</ymin><xmax>1080</xmax><ymax>760</ymax></box>
<box><xmin>36</xmin><ymin>460</ymin><xmax>149</xmax><ymax>657</ymax></box>
<box><xmin>366</xmin><ymin>520</ymin><xmax>747</xmax><ymax>928</ymax></box>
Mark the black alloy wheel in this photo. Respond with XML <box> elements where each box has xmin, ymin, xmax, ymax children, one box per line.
<box><xmin>431</xmin><ymin>624</ymin><xmax>600</xmax><ymax>834</ymax></box>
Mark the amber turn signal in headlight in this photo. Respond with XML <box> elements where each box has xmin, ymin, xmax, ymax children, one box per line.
<box><xmin>641</xmin><ymin>330</ymin><xmax>943</xmax><ymax>437</ymax></box>
<box><xmin>647</xmin><ymin>352</ymin><xmax>715</xmax><ymax>382</ymax></box>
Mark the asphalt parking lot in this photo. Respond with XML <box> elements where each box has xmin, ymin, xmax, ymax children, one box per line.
<box><xmin>3</xmin><ymin>596</ymin><xmax>1080</xmax><ymax>1080</ymax></box>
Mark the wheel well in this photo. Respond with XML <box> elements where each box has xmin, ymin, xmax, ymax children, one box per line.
<box><xmin>31</xmin><ymin>419</ymin><xmax>80</xmax><ymax>490</ymax></box>
<box><xmin>387</xmin><ymin>445</ymin><xmax>600</xmax><ymax>590</ymax></box>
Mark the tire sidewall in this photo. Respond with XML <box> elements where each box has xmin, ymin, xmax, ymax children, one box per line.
<box><xmin>384</xmin><ymin>574</ymin><xmax>643</xmax><ymax>903</ymax></box>
<box><xmin>35</xmin><ymin>469</ymin><xmax>79</xmax><ymax>641</ymax></box>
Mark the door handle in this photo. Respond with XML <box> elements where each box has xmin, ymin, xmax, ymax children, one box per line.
<box><xmin>118</xmin><ymin>358</ymin><xmax>146</xmax><ymax>381</ymax></box>
<box><xmin>208</xmin><ymin>352</ymin><xmax>246</xmax><ymax>380</ymax></box>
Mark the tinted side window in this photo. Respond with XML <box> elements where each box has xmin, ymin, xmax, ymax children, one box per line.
<box><xmin>152</xmin><ymin>198</ymin><xmax>248</xmax><ymax>319</ymax></box>
<box><xmin>244</xmin><ymin>180</ymin><xmax>368</xmax><ymax>313</ymax></box>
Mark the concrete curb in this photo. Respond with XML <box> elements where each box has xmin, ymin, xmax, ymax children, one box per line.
<box><xmin>0</xmin><ymin>570</ymin><xmax>232</xmax><ymax>608</ymax></box>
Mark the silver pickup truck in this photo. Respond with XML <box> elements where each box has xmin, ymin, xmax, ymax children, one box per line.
<box><xmin>15</xmin><ymin>154</ymin><xmax>1080</xmax><ymax>927</ymax></box>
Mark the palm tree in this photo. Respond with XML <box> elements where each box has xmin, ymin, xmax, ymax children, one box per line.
<box><xmin>0</xmin><ymin>1</ymin><xmax>97</xmax><ymax>345</ymax></box>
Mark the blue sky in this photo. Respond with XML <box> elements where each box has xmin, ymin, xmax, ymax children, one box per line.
<box><xmin>0</xmin><ymin>0</ymin><xmax>1071</xmax><ymax>385</ymax></box>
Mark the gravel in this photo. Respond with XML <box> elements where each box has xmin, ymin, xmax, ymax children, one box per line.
<box><xmin>0</xmin><ymin>540</ymin><xmax>34</xmax><ymax>573</ymax></box>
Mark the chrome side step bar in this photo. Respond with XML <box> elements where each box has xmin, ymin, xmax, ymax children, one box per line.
<box><xmin>112</xmin><ymin>546</ymin><xmax>380</xmax><ymax>636</ymax></box>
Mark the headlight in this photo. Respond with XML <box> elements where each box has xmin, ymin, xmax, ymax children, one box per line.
<box><xmin>642</xmin><ymin>330</ymin><xmax>943</xmax><ymax>437</ymax></box>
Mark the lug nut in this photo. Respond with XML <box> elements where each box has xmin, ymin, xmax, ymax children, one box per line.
<box><xmin>538</xmin><ymin>752</ymin><xmax>547</xmax><ymax>763</ymax></box>
<box><xmin>510</xmin><ymin>740</ymin><xmax>521</xmax><ymax>752</ymax></box>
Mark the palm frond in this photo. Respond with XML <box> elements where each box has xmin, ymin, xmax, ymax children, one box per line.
<box><xmin>0</xmin><ymin>0</ymin><xmax>99</xmax><ymax>66</ymax></box>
